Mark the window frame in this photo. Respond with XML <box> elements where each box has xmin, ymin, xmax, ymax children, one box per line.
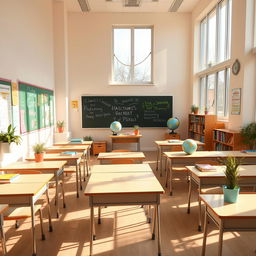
<box><xmin>254</xmin><ymin>0</ymin><xmax>256</xmax><ymax>50</ymax></box>
<box><xmin>111</xmin><ymin>25</ymin><xmax>154</xmax><ymax>85</ymax></box>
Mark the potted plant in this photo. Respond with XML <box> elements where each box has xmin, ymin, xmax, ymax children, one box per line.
<box><xmin>0</xmin><ymin>124</ymin><xmax>22</xmax><ymax>153</ymax></box>
<box><xmin>219</xmin><ymin>157</ymin><xmax>241</xmax><ymax>203</ymax></box>
<box><xmin>240</xmin><ymin>122</ymin><xmax>256</xmax><ymax>150</ymax></box>
<box><xmin>134</xmin><ymin>125</ymin><xmax>139</xmax><ymax>136</ymax></box>
<box><xmin>56</xmin><ymin>121</ymin><xmax>64</xmax><ymax>133</ymax></box>
<box><xmin>83</xmin><ymin>136</ymin><xmax>93</xmax><ymax>141</ymax></box>
<box><xmin>191</xmin><ymin>104</ymin><xmax>199</xmax><ymax>114</ymax></box>
<box><xmin>32</xmin><ymin>143</ymin><xmax>46</xmax><ymax>162</ymax></box>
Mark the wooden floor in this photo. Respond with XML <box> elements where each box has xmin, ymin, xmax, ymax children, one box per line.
<box><xmin>2</xmin><ymin>151</ymin><xmax>256</xmax><ymax>256</ymax></box>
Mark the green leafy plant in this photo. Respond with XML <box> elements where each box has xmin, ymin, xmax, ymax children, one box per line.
<box><xmin>0</xmin><ymin>124</ymin><xmax>22</xmax><ymax>145</ymax></box>
<box><xmin>191</xmin><ymin>104</ymin><xmax>199</xmax><ymax>114</ymax></box>
<box><xmin>56</xmin><ymin>120</ymin><xmax>64</xmax><ymax>128</ymax></box>
<box><xmin>219</xmin><ymin>157</ymin><xmax>241</xmax><ymax>189</ymax></box>
<box><xmin>32</xmin><ymin>143</ymin><xmax>46</xmax><ymax>154</ymax></box>
<box><xmin>83</xmin><ymin>136</ymin><xmax>93</xmax><ymax>141</ymax></box>
<box><xmin>240</xmin><ymin>122</ymin><xmax>256</xmax><ymax>149</ymax></box>
<box><xmin>134</xmin><ymin>125</ymin><xmax>139</xmax><ymax>130</ymax></box>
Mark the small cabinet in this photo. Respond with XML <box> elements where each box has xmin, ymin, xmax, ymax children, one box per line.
<box><xmin>93</xmin><ymin>141</ymin><xmax>107</xmax><ymax>155</ymax></box>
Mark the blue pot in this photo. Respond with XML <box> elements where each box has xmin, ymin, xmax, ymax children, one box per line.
<box><xmin>223</xmin><ymin>186</ymin><xmax>240</xmax><ymax>203</ymax></box>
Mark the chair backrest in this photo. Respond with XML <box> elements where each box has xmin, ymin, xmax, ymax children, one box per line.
<box><xmin>195</xmin><ymin>160</ymin><xmax>220</xmax><ymax>166</ymax></box>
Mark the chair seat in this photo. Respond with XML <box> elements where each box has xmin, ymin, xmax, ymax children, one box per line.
<box><xmin>200</xmin><ymin>187</ymin><xmax>223</xmax><ymax>194</ymax></box>
<box><xmin>4</xmin><ymin>205</ymin><xmax>41</xmax><ymax>220</ymax></box>
<box><xmin>64</xmin><ymin>166</ymin><xmax>76</xmax><ymax>173</ymax></box>
<box><xmin>171</xmin><ymin>166</ymin><xmax>187</xmax><ymax>172</ymax></box>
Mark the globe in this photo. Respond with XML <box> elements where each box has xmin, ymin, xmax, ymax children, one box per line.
<box><xmin>182</xmin><ymin>139</ymin><xmax>197</xmax><ymax>155</ymax></box>
<box><xmin>167</xmin><ymin>117</ymin><xmax>180</xmax><ymax>134</ymax></box>
<box><xmin>110</xmin><ymin>121</ymin><xmax>122</xmax><ymax>135</ymax></box>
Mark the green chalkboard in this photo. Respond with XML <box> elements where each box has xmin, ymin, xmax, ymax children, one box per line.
<box><xmin>82</xmin><ymin>96</ymin><xmax>173</xmax><ymax>128</ymax></box>
<box><xmin>19</xmin><ymin>82</ymin><xmax>54</xmax><ymax>133</ymax></box>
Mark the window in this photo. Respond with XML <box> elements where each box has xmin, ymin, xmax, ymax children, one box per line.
<box><xmin>199</xmin><ymin>0</ymin><xmax>232</xmax><ymax>70</ymax></box>
<box><xmin>112</xmin><ymin>26</ymin><xmax>153</xmax><ymax>84</ymax></box>
<box><xmin>254</xmin><ymin>0</ymin><xmax>256</xmax><ymax>49</ymax></box>
<box><xmin>199</xmin><ymin>68</ymin><xmax>230</xmax><ymax>117</ymax></box>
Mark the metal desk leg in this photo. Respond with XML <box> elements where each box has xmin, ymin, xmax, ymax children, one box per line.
<box><xmin>0</xmin><ymin>214</ymin><xmax>6</xmax><ymax>255</ymax></box>
<box><xmin>137</xmin><ymin>139</ymin><xmax>140</xmax><ymax>152</ymax></box>
<box><xmin>76</xmin><ymin>164</ymin><xmax>79</xmax><ymax>198</ymax></box>
<box><xmin>156</xmin><ymin>147</ymin><xmax>160</xmax><ymax>171</ymax></box>
<box><xmin>218</xmin><ymin>221</ymin><xmax>224</xmax><ymax>256</ymax></box>
<box><xmin>169</xmin><ymin>160</ymin><xmax>173</xmax><ymax>196</ymax></box>
<box><xmin>55</xmin><ymin>175</ymin><xmax>60</xmax><ymax>218</ymax></box>
<box><xmin>79</xmin><ymin>164</ymin><xmax>82</xmax><ymax>190</ymax></box>
<box><xmin>85</xmin><ymin>157</ymin><xmax>89</xmax><ymax>178</ymax></box>
<box><xmin>165</xmin><ymin>159</ymin><xmax>169</xmax><ymax>188</ymax></box>
<box><xmin>152</xmin><ymin>205</ymin><xmax>157</xmax><ymax>240</ymax></box>
<box><xmin>90</xmin><ymin>206</ymin><xmax>94</xmax><ymax>256</ymax></box>
<box><xmin>198</xmin><ymin>189</ymin><xmax>202</xmax><ymax>231</ymax></box>
<box><xmin>156</xmin><ymin>204</ymin><xmax>162</xmax><ymax>256</ymax></box>
<box><xmin>30</xmin><ymin>201</ymin><xmax>36</xmax><ymax>256</ymax></box>
<box><xmin>201</xmin><ymin>208</ymin><xmax>208</xmax><ymax>256</ymax></box>
<box><xmin>98</xmin><ymin>207</ymin><xmax>101</xmax><ymax>224</ymax></box>
<box><xmin>46</xmin><ymin>188</ymin><xmax>53</xmax><ymax>232</ymax></box>
<box><xmin>159</xmin><ymin>148</ymin><xmax>163</xmax><ymax>177</ymax></box>
<box><xmin>187</xmin><ymin>177</ymin><xmax>192</xmax><ymax>214</ymax></box>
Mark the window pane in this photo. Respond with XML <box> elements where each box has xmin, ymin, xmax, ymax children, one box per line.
<box><xmin>200</xmin><ymin>19</ymin><xmax>207</xmax><ymax>70</ymax></box>
<box><xmin>113</xmin><ymin>28</ymin><xmax>131</xmax><ymax>83</ymax></box>
<box><xmin>219</xmin><ymin>0</ymin><xmax>227</xmax><ymax>62</ymax></box>
<box><xmin>207</xmin><ymin>74</ymin><xmax>216</xmax><ymax>113</ymax></box>
<box><xmin>200</xmin><ymin>77</ymin><xmax>206</xmax><ymax>110</ymax></box>
<box><xmin>134</xmin><ymin>28</ymin><xmax>152</xmax><ymax>83</ymax></box>
<box><xmin>227</xmin><ymin>0</ymin><xmax>232</xmax><ymax>59</ymax></box>
<box><xmin>207</xmin><ymin>9</ymin><xmax>217</xmax><ymax>66</ymax></box>
<box><xmin>217</xmin><ymin>70</ymin><xmax>225</xmax><ymax>116</ymax></box>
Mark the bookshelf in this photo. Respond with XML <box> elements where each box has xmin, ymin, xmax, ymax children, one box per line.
<box><xmin>213</xmin><ymin>129</ymin><xmax>248</xmax><ymax>151</ymax></box>
<box><xmin>188</xmin><ymin>114</ymin><xmax>224</xmax><ymax>150</ymax></box>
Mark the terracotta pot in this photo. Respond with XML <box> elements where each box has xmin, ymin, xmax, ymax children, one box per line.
<box><xmin>57</xmin><ymin>127</ymin><xmax>64</xmax><ymax>133</ymax></box>
<box><xmin>134</xmin><ymin>129</ymin><xmax>139</xmax><ymax>136</ymax></box>
<box><xmin>194</xmin><ymin>109</ymin><xmax>199</xmax><ymax>115</ymax></box>
<box><xmin>34</xmin><ymin>153</ymin><xmax>44</xmax><ymax>162</ymax></box>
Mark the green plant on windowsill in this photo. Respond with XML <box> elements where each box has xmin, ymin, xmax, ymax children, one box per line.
<box><xmin>83</xmin><ymin>136</ymin><xmax>93</xmax><ymax>141</ymax></box>
<box><xmin>191</xmin><ymin>104</ymin><xmax>199</xmax><ymax>114</ymax></box>
<box><xmin>32</xmin><ymin>143</ymin><xmax>46</xmax><ymax>154</ymax></box>
<box><xmin>240</xmin><ymin>122</ymin><xmax>256</xmax><ymax>150</ymax></box>
<box><xmin>0</xmin><ymin>124</ymin><xmax>22</xmax><ymax>145</ymax></box>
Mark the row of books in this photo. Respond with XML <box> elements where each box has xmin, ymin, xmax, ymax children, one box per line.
<box><xmin>188</xmin><ymin>132</ymin><xmax>205</xmax><ymax>143</ymax></box>
<box><xmin>214</xmin><ymin>142</ymin><xmax>232</xmax><ymax>151</ymax></box>
<box><xmin>189</xmin><ymin>123</ymin><xmax>205</xmax><ymax>134</ymax></box>
<box><xmin>213</xmin><ymin>131</ymin><xmax>233</xmax><ymax>144</ymax></box>
<box><xmin>189</xmin><ymin>115</ymin><xmax>205</xmax><ymax>124</ymax></box>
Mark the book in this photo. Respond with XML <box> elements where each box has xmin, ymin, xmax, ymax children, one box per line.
<box><xmin>195</xmin><ymin>164</ymin><xmax>217</xmax><ymax>172</ymax></box>
<box><xmin>60</xmin><ymin>151</ymin><xmax>77</xmax><ymax>156</ymax></box>
<box><xmin>168</xmin><ymin>139</ymin><xmax>181</xmax><ymax>143</ymax></box>
<box><xmin>241</xmin><ymin>150</ymin><xmax>256</xmax><ymax>154</ymax></box>
<box><xmin>0</xmin><ymin>174</ymin><xmax>20</xmax><ymax>184</ymax></box>
<box><xmin>70</xmin><ymin>139</ymin><xmax>82</xmax><ymax>143</ymax></box>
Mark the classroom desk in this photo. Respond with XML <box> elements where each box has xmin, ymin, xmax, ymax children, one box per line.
<box><xmin>46</xmin><ymin>145</ymin><xmax>90</xmax><ymax>178</ymax></box>
<box><xmin>186</xmin><ymin>165</ymin><xmax>256</xmax><ymax>231</ymax></box>
<box><xmin>84</xmin><ymin>169</ymin><xmax>164</xmax><ymax>256</ymax></box>
<box><xmin>201</xmin><ymin>194</ymin><xmax>256</xmax><ymax>256</ymax></box>
<box><xmin>0</xmin><ymin>204</ymin><xmax>8</xmax><ymax>255</ymax></box>
<box><xmin>0</xmin><ymin>161</ymin><xmax>66</xmax><ymax>218</ymax></box>
<box><xmin>0</xmin><ymin>174</ymin><xmax>53</xmax><ymax>256</ymax></box>
<box><xmin>97</xmin><ymin>152</ymin><xmax>145</xmax><ymax>164</ymax></box>
<box><xmin>155</xmin><ymin>140</ymin><xmax>205</xmax><ymax>176</ymax></box>
<box><xmin>26</xmin><ymin>153</ymin><xmax>83</xmax><ymax>198</ymax></box>
<box><xmin>110</xmin><ymin>134</ymin><xmax>142</xmax><ymax>151</ymax></box>
<box><xmin>164</xmin><ymin>151</ymin><xmax>256</xmax><ymax>196</ymax></box>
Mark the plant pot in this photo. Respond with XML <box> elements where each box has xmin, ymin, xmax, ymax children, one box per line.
<box><xmin>194</xmin><ymin>109</ymin><xmax>199</xmax><ymax>115</ymax></box>
<box><xmin>223</xmin><ymin>186</ymin><xmax>240</xmax><ymax>203</ymax></box>
<box><xmin>134</xmin><ymin>129</ymin><xmax>139</xmax><ymax>136</ymax></box>
<box><xmin>204</xmin><ymin>111</ymin><xmax>208</xmax><ymax>115</ymax></box>
<box><xmin>0</xmin><ymin>142</ymin><xmax>11</xmax><ymax>154</ymax></box>
<box><xmin>34</xmin><ymin>153</ymin><xmax>44</xmax><ymax>162</ymax></box>
<box><xmin>57</xmin><ymin>127</ymin><xmax>64</xmax><ymax>133</ymax></box>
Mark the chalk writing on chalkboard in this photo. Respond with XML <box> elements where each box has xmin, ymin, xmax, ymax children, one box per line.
<box><xmin>82</xmin><ymin>96</ymin><xmax>173</xmax><ymax>128</ymax></box>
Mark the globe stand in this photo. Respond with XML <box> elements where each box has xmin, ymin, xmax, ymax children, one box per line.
<box><xmin>112</xmin><ymin>131</ymin><xmax>117</xmax><ymax>136</ymax></box>
<box><xmin>169</xmin><ymin>130</ymin><xmax>177</xmax><ymax>135</ymax></box>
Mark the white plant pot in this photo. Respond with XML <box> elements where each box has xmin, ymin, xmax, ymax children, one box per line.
<box><xmin>0</xmin><ymin>142</ymin><xmax>11</xmax><ymax>154</ymax></box>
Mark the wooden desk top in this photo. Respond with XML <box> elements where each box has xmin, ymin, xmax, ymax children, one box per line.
<box><xmin>97</xmin><ymin>152</ymin><xmax>145</xmax><ymax>160</ymax></box>
<box><xmin>25</xmin><ymin>153</ymin><xmax>83</xmax><ymax>161</ymax></box>
<box><xmin>164</xmin><ymin>151</ymin><xmax>256</xmax><ymax>159</ymax></box>
<box><xmin>200</xmin><ymin>194</ymin><xmax>256</xmax><ymax>218</ymax></box>
<box><xmin>0</xmin><ymin>161</ymin><xmax>67</xmax><ymax>171</ymax></box>
<box><xmin>54</xmin><ymin>141</ymin><xmax>93</xmax><ymax>146</ymax></box>
<box><xmin>110</xmin><ymin>135</ymin><xmax>142</xmax><ymax>139</ymax></box>
<box><xmin>186</xmin><ymin>165</ymin><xmax>256</xmax><ymax>178</ymax></box>
<box><xmin>0</xmin><ymin>174</ymin><xmax>54</xmax><ymax>197</ymax></box>
<box><xmin>155</xmin><ymin>140</ymin><xmax>205</xmax><ymax>146</ymax></box>
<box><xmin>84</xmin><ymin>171</ymin><xmax>164</xmax><ymax>196</ymax></box>
<box><xmin>46</xmin><ymin>145</ymin><xmax>89</xmax><ymax>152</ymax></box>
<box><xmin>0</xmin><ymin>204</ymin><xmax>8</xmax><ymax>214</ymax></box>
<box><xmin>92</xmin><ymin>163</ymin><xmax>152</xmax><ymax>173</ymax></box>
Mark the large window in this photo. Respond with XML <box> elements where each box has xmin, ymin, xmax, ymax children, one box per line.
<box><xmin>112</xmin><ymin>26</ymin><xmax>153</xmax><ymax>84</ymax></box>
<box><xmin>199</xmin><ymin>0</ymin><xmax>232</xmax><ymax>70</ymax></box>
<box><xmin>199</xmin><ymin>68</ymin><xmax>230</xmax><ymax>117</ymax></box>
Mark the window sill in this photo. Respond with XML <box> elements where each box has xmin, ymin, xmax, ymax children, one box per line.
<box><xmin>109</xmin><ymin>82</ymin><xmax>156</xmax><ymax>86</ymax></box>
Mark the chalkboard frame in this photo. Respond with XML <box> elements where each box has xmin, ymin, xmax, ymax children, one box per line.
<box><xmin>81</xmin><ymin>95</ymin><xmax>173</xmax><ymax>128</ymax></box>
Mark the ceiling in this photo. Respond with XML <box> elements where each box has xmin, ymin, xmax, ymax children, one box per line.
<box><xmin>64</xmin><ymin>0</ymin><xmax>200</xmax><ymax>13</ymax></box>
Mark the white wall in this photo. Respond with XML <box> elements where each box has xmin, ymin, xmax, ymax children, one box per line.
<box><xmin>67</xmin><ymin>12</ymin><xmax>191</xmax><ymax>151</ymax></box>
<box><xmin>0</xmin><ymin>0</ymin><xmax>55</xmax><ymax>165</ymax></box>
